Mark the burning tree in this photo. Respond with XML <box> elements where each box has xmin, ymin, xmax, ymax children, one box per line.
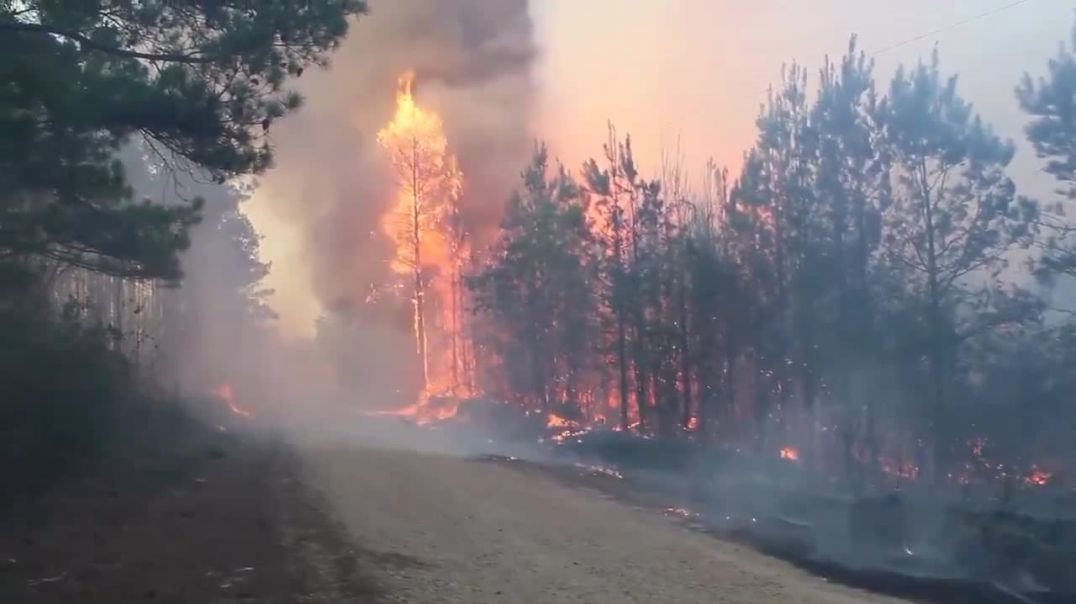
<box><xmin>377</xmin><ymin>72</ymin><xmax>464</xmax><ymax>394</ymax></box>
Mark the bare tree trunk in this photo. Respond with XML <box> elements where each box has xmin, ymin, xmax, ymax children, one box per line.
<box><xmin>633</xmin><ymin>332</ymin><xmax>651</xmax><ymax>432</ymax></box>
<box><xmin>450</xmin><ymin>260</ymin><xmax>459</xmax><ymax>393</ymax></box>
<box><xmin>605</xmin><ymin>128</ymin><xmax>631</xmax><ymax>431</ymax></box>
<box><xmin>616</xmin><ymin>314</ymin><xmax>630</xmax><ymax>428</ymax></box>
<box><xmin>678</xmin><ymin>253</ymin><xmax>694</xmax><ymax>432</ymax></box>
<box><xmin>410</xmin><ymin>140</ymin><xmax>429</xmax><ymax>391</ymax></box>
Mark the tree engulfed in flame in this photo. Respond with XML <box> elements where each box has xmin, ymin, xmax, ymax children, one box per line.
<box><xmin>377</xmin><ymin>71</ymin><xmax>471</xmax><ymax>415</ymax></box>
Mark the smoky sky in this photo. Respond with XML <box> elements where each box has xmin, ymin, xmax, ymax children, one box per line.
<box><xmin>533</xmin><ymin>0</ymin><xmax>1069</xmax><ymax>189</ymax></box>
<box><xmin>251</xmin><ymin>0</ymin><xmax>1071</xmax><ymax>335</ymax></box>
<box><xmin>249</xmin><ymin>0</ymin><xmax>535</xmax><ymax>326</ymax></box>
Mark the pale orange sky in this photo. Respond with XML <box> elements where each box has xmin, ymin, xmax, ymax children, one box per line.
<box><xmin>249</xmin><ymin>0</ymin><xmax>1070</xmax><ymax>337</ymax></box>
<box><xmin>534</xmin><ymin>0</ymin><xmax>1068</xmax><ymax>182</ymax></box>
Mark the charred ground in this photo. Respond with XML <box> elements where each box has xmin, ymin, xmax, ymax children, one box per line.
<box><xmin>0</xmin><ymin>407</ymin><xmax>379</xmax><ymax>604</ymax></box>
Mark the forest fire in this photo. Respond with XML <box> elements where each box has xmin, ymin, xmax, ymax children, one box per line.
<box><xmin>362</xmin><ymin>48</ymin><xmax>1075</xmax><ymax>517</ymax></box>
<box><xmin>213</xmin><ymin>383</ymin><xmax>252</xmax><ymax>418</ymax></box>
<box><xmin>376</xmin><ymin>71</ymin><xmax>472</xmax><ymax>420</ymax></box>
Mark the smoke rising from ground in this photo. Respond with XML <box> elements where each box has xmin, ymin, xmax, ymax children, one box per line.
<box><xmin>248</xmin><ymin>0</ymin><xmax>536</xmax><ymax>334</ymax></box>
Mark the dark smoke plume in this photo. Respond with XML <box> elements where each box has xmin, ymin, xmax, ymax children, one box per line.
<box><xmin>254</xmin><ymin>0</ymin><xmax>536</xmax><ymax>313</ymax></box>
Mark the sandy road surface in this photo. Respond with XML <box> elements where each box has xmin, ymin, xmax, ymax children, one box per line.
<box><xmin>298</xmin><ymin>443</ymin><xmax>911</xmax><ymax>604</ymax></box>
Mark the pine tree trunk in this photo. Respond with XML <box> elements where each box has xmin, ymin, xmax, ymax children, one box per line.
<box><xmin>616</xmin><ymin>313</ymin><xmax>630</xmax><ymax>429</ymax></box>
<box><xmin>450</xmin><ymin>260</ymin><xmax>459</xmax><ymax>393</ymax></box>
<box><xmin>678</xmin><ymin>264</ymin><xmax>694</xmax><ymax>431</ymax></box>
<box><xmin>410</xmin><ymin>141</ymin><xmax>428</xmax><ymax>391</ymax></box>
<box><xmin>920</xmin><ymin>159</ymin><xmax>946</xmax><ymax>483</ymax></box>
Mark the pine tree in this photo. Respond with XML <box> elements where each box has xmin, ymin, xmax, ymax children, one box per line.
<box><xmin>583</xmin><ymin>125</ymin><xmax>633</xmax><ymax>428</ymax></box>
<box><xmin>0</xmin><ymin>1</ymin><xmax>366</xmax><ymax>280</ymax></box>
<box><xmin>1018</xmin><ymin>18</ymin><xmax>1076</xmax><ymax>285</ymax></box>
<box><xmin>810</xmin><ymin>36</ymin><xmax>888</xmax><ymax>479</ymax></box>
<box><xmin>876</xmin><ymin>51</ymin><xmax>1039</xmax><ymax>476</ymax></box>
<box><xmin>733</xmin><ymin>64</ymin><xmax>821</xmax><ymax>453</ymax></box>
<box><xmin>470</xmin><ymin>146</ymin><xmax>595</xmax><ymax>413</ymax></box>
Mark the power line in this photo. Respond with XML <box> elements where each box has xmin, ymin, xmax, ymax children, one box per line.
<box><xmin>751</xmin><ymin>0</ymin><xmax>1039</xmax><ymax>98</ymax></box>
<box><xmin>869</xmin><ymin>0</ymin><xmax>1037</xmax><ymax>57</ymax></box>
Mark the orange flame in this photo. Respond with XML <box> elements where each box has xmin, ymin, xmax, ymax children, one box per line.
<box><xmin>779</xmin><ymin>446</ymin><xmax>799</xmax><ymax>462</ymax></box>
<box><xmin>547</xmin><ymin>414</ymin><xmax>571</xmax><ymax>429</ymax></box>
<box><xmin>377</xmin><ymin>71</ymin><xmax>472</xmax><ymax>420</ymax></box>
<box><xmin>214</xmin><ymin>383</ymin><xmax>252</xmax><ymax>418</ymax></box>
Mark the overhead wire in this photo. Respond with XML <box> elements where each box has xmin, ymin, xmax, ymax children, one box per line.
<box><xmin>868</xmin><ymin>0</ymin><xmax>1038</xmax><ymax>57</ymax></box>
<box><xmin>753</xmin><ymin>0</ymin><xmax>1041</xmax><ymax>98</ymax></box>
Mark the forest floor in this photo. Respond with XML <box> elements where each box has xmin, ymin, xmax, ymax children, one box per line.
<box><xmin>0</xmin><ymin>422</ymin><xmax>378</xmax><ymax>604</ymax></box>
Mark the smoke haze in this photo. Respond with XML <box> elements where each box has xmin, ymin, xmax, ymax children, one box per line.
<box><xmin>250</xmin><ymin>0</ymin><xmax>1070</xmax><ymax>336</ymax></box>
<box><xmin>534</xmin><ymin>0</ymin><xmax>1068</xmax><ymax>184</ymax></box>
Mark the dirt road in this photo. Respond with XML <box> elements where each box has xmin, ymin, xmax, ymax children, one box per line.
<box><xmin>299</xmin><ymin>443</ymin><xmax>911</xmax><ymax>604</ymax></box>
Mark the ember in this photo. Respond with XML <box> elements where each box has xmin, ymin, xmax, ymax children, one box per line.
<box><xmin>1025</xmin><ymin>465</ymin><xmax>1052</xmax><ymax>487</ymax></box>
<box><xmin>550</xmin><ymin>428</ymin><xmax>593</xmax><ymax>445</ymax></box>
<box><xmin>664</xmin><ymin>507</ymin><xmax>698</xmax><ymax>520</ymax></box>
<box><xmin>880</xmin><ymin>458</ymin><xmax>919</xmax><ymax>481</ymax></box>
<box><xmin>576</xmin><ymin>464</ymin><xmax>623</xmax><ymax>480</ymax></box>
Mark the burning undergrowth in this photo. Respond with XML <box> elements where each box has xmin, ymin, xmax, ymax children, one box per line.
<box><xmin>393</xmin><ymin>404</ymin><xmax>1075</xmax><ymax>602</ymax></box>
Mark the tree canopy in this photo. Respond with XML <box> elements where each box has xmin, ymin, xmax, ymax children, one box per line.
<box><xmin>0</xmin><ymin>0</ymin><xmax>367</xmax><ymax>280</ymax></box>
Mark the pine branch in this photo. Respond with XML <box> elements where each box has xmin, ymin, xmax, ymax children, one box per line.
<box><xmin>0</xmin><ymin>21</ymin><xmax>223</xmax><ymax>64</ymax></box>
